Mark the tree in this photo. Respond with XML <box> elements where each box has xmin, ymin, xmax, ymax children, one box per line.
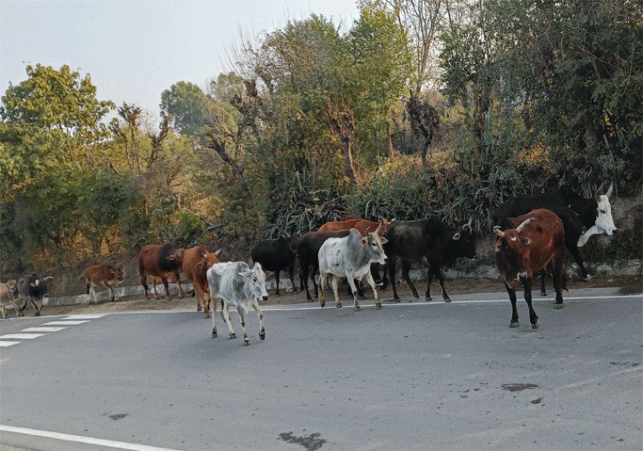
<box><xmin>160</xmin><ymin>81</ymin><xmax>209</xmax><ymax>136</ymax></box>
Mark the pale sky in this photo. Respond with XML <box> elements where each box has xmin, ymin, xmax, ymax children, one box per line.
<box><xmin>1</xmin><ymin>0</ymin><xmax>360</xmax><ymax>122</ymax></box>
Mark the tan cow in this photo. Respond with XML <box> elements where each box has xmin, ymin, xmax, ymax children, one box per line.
<box><xmin>0</xmin><ymin>280</ymin><xmax>20</xmax><ymax>318</ymax></box>
<box><xmin>175</xmin><ymin>245</ymin><xmax>221</xmax><ymax>317</ymax></box>
<box><xmin>85</xmin><ymin>264</ymin><xmax>125</xmax><ymax>303</ymax></box>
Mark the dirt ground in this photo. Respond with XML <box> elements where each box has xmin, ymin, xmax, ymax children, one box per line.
<box><xmin>19</xmin><ymin>274</ymin><xmax>642</xmax><ymax>318</ymax></box>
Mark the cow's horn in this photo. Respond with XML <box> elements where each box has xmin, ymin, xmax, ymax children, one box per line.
<box><xmin>464</xmin><ymin>217</ymin><xmax>473</xmax><ymax>231</ymax></box>
<box><xmin>516</xmin><ymin>217</ymin><xmax>535</xmax><ymax>232</ymax></box>
<box><xmin>374</xmin><ymin>221</ymin><xmax>383</xmax><ymax>235</ymax></box>
<box><xmin>605</xmin><ymin>182</ymin><xmax>614</xmax><ymax>198</ymax></box>
<box><xmin>493</xmin><ymin>226</ymin><xmax>505</xmax><ymax>238</ymax></box>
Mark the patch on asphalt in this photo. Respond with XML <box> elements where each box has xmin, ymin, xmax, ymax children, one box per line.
<box><xmin>279</xmin><ymin>431</ymin><xmax>326</xmax><ymax>450</ymax></box>
<box><xmin>501</xmin><ymin>383</ymin><xmax>539</xmax><ymax>392</ymax></box>
<box><xmin>109</xmin><ymin>413</ymin><xmax>128</xmax><ymax>420</ymax></box>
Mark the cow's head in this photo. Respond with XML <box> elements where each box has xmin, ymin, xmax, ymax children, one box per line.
<box><xmin>241</xmin><ymin>262</ymin><xmax>269</xmax><ymax>302</ymax></box>
<box><xmin>6</xmin><ymin>280</ymin><xmax>17</xmax><ymax>293</ymax></box>
<box><xmin>494</xmin><ymin>218</ymin><xmax>534</xmax><ymax>283</ymax></box>
<box><xmin>577</xmin><ymin>183</ymin><xmax>617</xmax><ymax>247</ymax></box>
<box><xmin>452</xmin><ymin>218</ymin><xmax>477</xmax><ymax>259</ymax></box>
<box><xmin>111</xmin><ymin>266</ymin><xmax>126</xmax><ymax>282</ymax></box>
<box><xmin>361</xmin><ymin>223</ymin><xmax>388</xmax><ymax>265</ymax></box>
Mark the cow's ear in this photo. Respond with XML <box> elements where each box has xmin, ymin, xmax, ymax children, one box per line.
<box><xmin>359</xmin><ymin>237</ymin><xmax>367</xmax><ymax>245</ymax></box>
<box><xmin>239</xmin><ymin>270</ymin><xmax>253</xmax><ymax>278</ymax></box>
<box><xmin>379</xmin><ymin>237</ymin><xmax>388</xmax><ymax>244</ymax></box>
<box><xmin>452</xmin><ymin>232</ymin><xmax>461</xmax><ymax>240</ymax></box>
<box><xmin>521</xmin><ymin>237</ymin><xmax>533</xmax><ymax>246</ymax></box>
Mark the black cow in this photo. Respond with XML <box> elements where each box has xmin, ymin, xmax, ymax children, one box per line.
<box><xmin>17</xmin><ymin>273</ymin><xmax>53</xmax><ymax>316</ymax></box>
<box><xmin>382</xmin><ymin>218</ymin><xmax>477</xmax><ymax>302</ymax></box>
<box><xmin>251</xmin><ymin>235</ymin><xmax>298</xmax><ymax>296</ymax></box>
<box><xmin>296</xmin><ymin>230</ymin><xmax>350</xmax><ymax>301</ymax></box>
<box><xmin>493</xmin><ymin>184</ymin><xmax>616</xmax><ymax>283</ymax></box>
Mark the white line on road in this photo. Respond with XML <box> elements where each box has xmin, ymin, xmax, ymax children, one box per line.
<box><xmin>0</xmin><ymin>333</ymin><xmax>45</xmax><ymax>340</ymax></box>
<box><xmin>21</xmin><ymin>326</ymin><xmax>68</xmax><ymax>332</ymax></box>
<box><xmin>0</xmin><ymin>424</ymin><xmax>182</xmax><ymax>451</ymax></box>
<box><xmin>43</xmin><ymin>320</ymin><xmax>90</xmax><ymax>326</ymax></box>
<box><xmin>0</xmin><ymin>341</ymin><xmax>19</xmax><ymax>347</ymax></box>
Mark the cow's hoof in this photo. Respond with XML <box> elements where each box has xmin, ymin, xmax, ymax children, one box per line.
<box><xmin>243</xmin><ymin>340</ymin><xmax>250</xmax><ymax>346</ymax></box>
<box><xmin>205</xmin><ymin>313</ymin><xmax>211</xmax><ymax>319</ymax></box>
<box><xmin>336</xmin><ymin>303</ymin><xmax>342</xmax><ymax>308</ymax></box>
<box><xmin>197</xmin><ymin>306</ymin><xmax>202</xmax><ymax>312</ymax></box>
<box><xmin>259</xmin><ymin>330</ymin><xmax>265</xmax><ymax>340</ymax></box>
<box><xmin>212</xmin><ymin>329</ymin><xmax>217</xmax><ymax>338</ymax></box>
<box><xmin>553</xmin><ymin>303</ymin><xmax>564</xmax><ymax>309</ymax></box>
<box><xmin>443</xmin><ymin>296</ymin><xmax>451</xmax><ymax>303</ymax></box>
<box><xmin>393</xmin><ymin>298</ymin><xmax>401</xmax><ymax>303</ymax></box>
<box><xmin>35</xmin><ymin>312</ymin><xmax>41</xmax><ymax>317</ymax></box>
<box><xmin>531</xmin><ymin>321</ymin><xmax>540</xmax><ymax>330</ymax></box>
<box><xmin>229</xmin><ymin>333</ymin><xmax>236</xmax><ymax>339</ymax></box>
<box><xmin>375</xmin><ymin>303</ymin><xmax>382</xmax><ymax>310</ymax></box>
<box><xmin>354</xmin><ymin>306</ymin><xmax>361</xmax><ymax>312</ymax></box>
<box><xmin>540</xmin><ymin>291</ymin><xmax>547</xmax><ymax>297</ymax></box>
<box><xmin>510</xmin><ymin>322</ymin><xmax>519</xmax><ymax>328</ymax></box>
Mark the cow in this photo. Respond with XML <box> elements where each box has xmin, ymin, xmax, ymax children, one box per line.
<box><xmin>17</xmin><ymin>274</ymin><xmax>53</xmax><ymax>316</ymax></box>
<box><xmin>494</xmin><ymin>208</ymin><xmax>566</xmax><ymax>329</ymax></box>
<box><xmin>318</xmin><ymin>218</ymin><xmax>389</xmax><ymax>283</ymax></box>
<box><xmin>0</xmin><ymin>280</ymin><xmax>20</xmax><ymax>318</ymax></box>
<box><xmin>251</xmin><ymin>235</ymin><xmax>298</xmax><ymax>295</ymax></box>
<box><xmin>175</xmin><ymin>245</ymin><xmax>221</xmax><ymax>317</ymax></box>
<box><xmin>317</xmin><ymin>225</ymin><xmax>388</xmax><ymax>311</ymax></box>
<box><xmin>296</xmin><ymin>230</ymin><xmax>351</xmax><ymax>301</ymax></box>
<box><xmin>318</xmin><ymin>218</ymin><xmax>389</xmax><ymax>236</ymax></box>
<box><xmin>207</xmin><ymin>261</ymin><xmax>269</xmax><ymax>346</ymax></box>
<box><xmin>382</xmin><ymin>217</ymin><xmax>476</xmax><ymax>303</ymax></box>
<box><xmin>493</xmin><ymin>183</ymin><xmax>616</xmax><ymax>282</ymax></box>
<box><xmin>85</xmin><ymin>264</ymin><xmax>125</xmax><ymax>303</ymax></box>
<box><xmin>138</xmin><ymin>243</ymin><xmax>184</xmax><ymax>299</ymax></box>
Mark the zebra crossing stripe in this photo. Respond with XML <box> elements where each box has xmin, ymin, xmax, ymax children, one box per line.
<box><xmin>0</xmin><ymin>341</ymin><xmax>19</xmax><ymax>347</ymax></box>
<box><xmin>43</xmin><ymin>320</ymin><xmax>90</xmax><ymax>326</ymax></box>
<box><xmin>21</xmin><ymin>327</ymin><xmax>68</xmax><ymax>332</ymax></box>
<box><xmin>0</xmin><ymin>333</ymin><xmax>45</xmax><ymax>340</ymax></box>
<box><xmin>1</xmin><ymin>314</ymin><xmax>107</xmax><ymax>348</ymax></box>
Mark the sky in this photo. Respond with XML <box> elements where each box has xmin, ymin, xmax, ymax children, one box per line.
<box><xmin>1</xmin><ymin>0</ymin><xmax>360</xmax><ymax>122</ymax></box>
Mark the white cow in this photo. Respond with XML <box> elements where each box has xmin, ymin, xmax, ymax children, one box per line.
<box><xmin>317</xmin><ymin>226</ymin><xmax>388</xmax><ymax>311</ymax></box>
<box><xmin>0</xmin><ymin>280</ymin><xmax>20</xmax><ymax>318</ymax></box>
<box><xmin>206</xmin><ymin>261</ymin><xmax>269</xmax><ymax>346</ymax></box>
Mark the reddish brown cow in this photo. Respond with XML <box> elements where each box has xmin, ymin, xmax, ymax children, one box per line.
<box><xmin>175</xmin><ymin>245</ymin><xmax>221</xmax><ymax>317</ymax></box>
<box><xmin>494</xmin><ymin>208</ymin><xmax>566</xmax><ymax>329</ymax></box>
<box><xmin>318</xmin><ymin>218</ymin><xmax>389</xmax><ymax>236</ymax></box>
<box><xmin>0</xmin><ymin>280</ymin><xmax>19</xmax><ymax>318</ymax></box>
<box><xmin>138</xmin><ymin>243</ymin><xmax>184</xmax><ymax>299</ymax></box>
<box><xmin>85</xmin><ymin>264</ymin><xmax>125</xmax><ymax>303</ymax></box>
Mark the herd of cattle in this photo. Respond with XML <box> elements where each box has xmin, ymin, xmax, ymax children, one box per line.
<box><xmin>0</xmin><ymin>184</ymin><xmax>617</xmax><ymax>342</ymax></box>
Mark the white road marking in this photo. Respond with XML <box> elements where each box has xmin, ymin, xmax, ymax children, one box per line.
<box><xmin>0</xmin><ymin>341</ymin><xmax>19</xmax><ymax>347</ymax></box>
<box><xmin>64</xmin><ymin>313</ymin><xmax>107</xmax><ymax>319</ymax></box>
<box><xmin>0</xmin><ymin>424</ymin><xmax>182</xmax><ymax>451</ymax></box>
<box><xmin>0</xmin><ymin>333</ymin><xmax>44</xmax><ymax>340</ymax></box>
<box><xmin>43</xmin><ymin>320</ymin><xmax>90</xmax><ymax>326</ymax></box>
<box><xmin>21</xmin><ymin>326</ymin><xmax>67</xmax><ymax>332</ymax></box>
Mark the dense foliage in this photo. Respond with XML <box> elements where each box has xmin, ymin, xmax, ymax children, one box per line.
<box><xmin>1</xmin><ymin>0</ymin><xmax>641</xmax><ymax>276</ymax></box>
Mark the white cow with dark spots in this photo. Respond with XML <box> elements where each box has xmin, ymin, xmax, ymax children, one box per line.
<box><xmin>206</xmin><ymin>261</ymin><xmax>269</xmax><ymax>346</ymax></box>
<box><xmin>317</xmin><ymin>225</ymin><xmax>388</xmax><ymax>311</ymax></box>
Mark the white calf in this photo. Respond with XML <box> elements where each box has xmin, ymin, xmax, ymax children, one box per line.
<box><xmin>206</xmin><ymin>261</ymin><xmax>269</xmax><ymax>346</ymax></box>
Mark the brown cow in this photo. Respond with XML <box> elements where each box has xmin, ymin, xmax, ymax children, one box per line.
<box><xmin>494</xmin><ymin>208</ymin><xmax>566</xmax><ymax>329</ymax></box>
<box><xmin>138</xmin><ymin>243</ymin><xmax>184</xmax><ymax>299</ymax></box>
<box><xmin>175</xmin><ymin>245</ymin><xmax>221</xmax><ymax>317</ymax></box>
<box><xmin>0</xmin><ymin>280</ymin><xmax>20</xmax><ymax>318</ymax></box>
<box><xmin>85</xmin><ymin>264</ymin><xmax>125</xmax><ymax>303</ymax></box>
<box><xmin>318</xmin><ymin>218</ymin><xmax>389</xmax><ymax>236</ymax></box>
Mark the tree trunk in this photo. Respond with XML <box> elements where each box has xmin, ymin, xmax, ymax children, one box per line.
<box><xmin>327</xmin><ymin>101</ymin><xmax>357</xmax><ymax>185</ymax></box>
<box><xmin>204</xmin><ymin>132</ymin><xmax>252</xmax><ymax>201</ymax></box>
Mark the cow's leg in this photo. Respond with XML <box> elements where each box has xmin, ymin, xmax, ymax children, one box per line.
<box><xmin>288</xmin><ymin>264</ymin><xmax>297</xmax><ymax>293</ymax></box>
<box><xmin>1</xmin><ymin>306</ymin><xmax>6</xmax><ymax>318</ymax></box>
<box><xmin>402</xmin><ymin>260</ymin><xmax>419</xmax><ymax>301</ymax></box>
<box><xmin>522</xmin><ymin>277</ymin><xmax>539</xmax><ymax>329</ymax></box>
<box><xmin>201</xmin><ymin>289</ymin><xmax>211</xmax><ymax>318</ymax></box>
<box><xmin>176</xmin><ymin>273</ymin><xmax>184</xmax><ymax>298</ymax></box>
<box><xmin>141</xmin><ymin>272</ymin><xmax>150</xmax><ymax>298</ymax></box>
<box><xmin>274</xmin><ymin>270</ymin><xmax>281</xmax><ymax>296</ymax></box>
<box><xmin>252</xmin><ymin>297</ymin><xmax>265</xmax><ymax>340</ymax></box>
<box><xmin>89</xmin><ymin>284</ymin><xmax>98</xmax><ymax>304</ymax></box>
<box><xmin>31</xmin><ymin>298</ymin><xmax>41</xmax><ymax>316</ymax></box>
<box><xmin>387</xmin><ymin>255</ymin><xmax>401</xmax><ymax>302</ymax></box>
<box><xmin>210</xmin><ymin>294</ymin><xmax>218</xmax><ymax>337</ymax></box>
<box><xmin>221</xmin><ymin>302</ymin><xmax>236</xmax><ymax>339</ymax></box>
<box><xmin>107</xmin><ymin>283</ymin><xmax>115</xmax><ymax>302</ymax></box>
<box><xmin>504</xmin><ymin>282</ymin><xmax>520</xmax><ymax>328</ymax></box>
<box><xmin>365</xmin><ymin>271</ymin><xmax>381</xmax><ymax>309</ymax></box>
<box><xmin>318</xmin><ymin>271</ymin><xmax>327</xmax><ymax>307</ymax></box>
<box><xmin>434</xmin><ymin>267</ymin><xmax>451</xmax><ymax>303</ymax></box>
<box><xmin>550</xmin><ymin>257</ymin><xmax>565</xmax><ymax>309</ymax></box>
<box><xmin>330</xmin><ymin>275</ymin><xmax>342</xmax><ymax>309</ymax></box>
<box><xmin>346</xmin><ymin>275</ymin><xmax>360</xmax><ymax>311</ymax></box>
<box><xmin>568</xmin><ymin>244</ymin><xmax>591</xmax><ymax>280</ymax></box>
<box><xmin>236</xmin><ymin>305</ymin><xmax>250</xmax><ymax>345</ymax></box>
<box><xmin>538</xmin><ymin>270</ymin><xmax>547</xmax><ymax>296</ymax></box>
<box><xmin>161</xmin><ymin>277</ymin><xmax>172</xmax><ymax>300</ymax></box>
<box><xmin>425</xmin><ymin>267</ymin><xmax>433</xmax><ymax>301</ymax></box>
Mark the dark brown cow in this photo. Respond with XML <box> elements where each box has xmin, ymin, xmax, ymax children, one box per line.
<box><xmin>175</xmin><ymin>245</ymin><xmax>221</xmax><ymax>317</ymax></box>
<box><xmin>85</xmin><ymin>264</ymin><xmax>125</xmax><ymax>303</ymax></box>
<box><xmin>138</xmin><ymin>243</ymin><xmax>184</xmax><ymax>299</ymax></box>
<box><xmin>318</xmin><ymin>218</ymin><xmax>389</xmax><ymax>236</ymax></box>
<box><xmin>494</xmin><ymin>208</ymin><xmax>566</xmax><ymax>329</ymax></box>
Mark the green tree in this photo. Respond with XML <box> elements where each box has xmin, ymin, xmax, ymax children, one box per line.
<box><xmin>160</xmin><ymin>81</ymin><xmax>209</xmax><ymax>136</ymax></box>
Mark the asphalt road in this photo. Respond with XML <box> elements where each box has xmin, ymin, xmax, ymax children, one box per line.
<box><xmin>1</xmin><ymin>286</ymin><xmax>641</xmax><ymax>451</ymax></box>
